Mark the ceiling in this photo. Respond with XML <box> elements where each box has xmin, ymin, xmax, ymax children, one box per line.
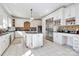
<box><xmin>1</xmin><ymin>3</ymin><xmax>71</xmax><ymax>19</ymax></box>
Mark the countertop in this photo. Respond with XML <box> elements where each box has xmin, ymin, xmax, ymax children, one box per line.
<box><xmin>53</xmin><ymin>31</ymin><xmax>79</xmax><ymax>36</ymax></box>
<box><xmin>0</xmin><ymin>31</ymin><xmax>15</xmax><ymax>36</ymax></box>
<box><xmin>25</xmin><ymin>32</ymin><xmax>42</xmax><ymax>34</ymax></box>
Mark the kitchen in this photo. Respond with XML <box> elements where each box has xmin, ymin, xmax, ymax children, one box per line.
<box><xmin>0</xmin><ymin>3</ymin><xmax>79</xmax><ymax>56</ymax></box>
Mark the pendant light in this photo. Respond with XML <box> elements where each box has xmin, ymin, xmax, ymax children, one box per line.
<box><xmin>30</xmin><ymin>9</ymin><xmax>34</xmax><ymax>21</ymax></box>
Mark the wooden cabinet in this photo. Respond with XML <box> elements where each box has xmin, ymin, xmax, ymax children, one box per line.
<box><xmin>24</xmin><ymin>21</ymin><xmax>30</xmax><ymax>31</ymax></box>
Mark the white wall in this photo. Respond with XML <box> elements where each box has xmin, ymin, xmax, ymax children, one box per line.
<box><xmin>15</xmin><ymin>19</ymin><xmax>42</xmax><ymax>27</ymax></box>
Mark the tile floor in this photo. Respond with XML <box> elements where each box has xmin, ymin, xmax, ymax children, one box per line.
<box><xmin>2</xmin><ymin>37</ymin><xmax>79</xmax><ymax>56</ymax></box>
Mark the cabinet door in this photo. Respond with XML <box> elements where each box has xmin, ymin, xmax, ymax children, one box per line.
<box><xmin>15</xmin><ymin>31</ymin><xmax>20</xmax><ymax>37</ymax></box>
<box><xmin>67</xmin><ymin>36</ymin><xmax>73</xmax><ymax>47</ymax></box>
<box><xmin>0</xmin><ymin>37</ymin><xmax>4</xmax><ymax>55</ymax></box>
<box><xmin>32</xmin><ymin>34</ymin><xmax>38</xmax><ymax>48</ymax></box>
<box><xmin>57</xmin><ymin>33</ymin><xmax>64</xmax><ymax>45</ymax></box>
<box><xmin>0</xmin><ymin>34</ymin><xmax>10</xmax><ymax>56</ymax></box>
<box><xmin>75</xmin><ymin>4</ymin><xmax>79</xmax><ymax>25</ymax></box>
<box><xmin>73</xmin><ymin>36</ymin><xmax>79</xmax><ymax>51</ymax></box>
<box><xmin>26</xmin><ymin>34</ymin><xmax>32</xmax><ymax>48</ymax></box>
<box><xmin>53</xmin><ymin>33</ymin><xmax>58</xmax><ymax>43</ymax></box>
<box><xmin>37</xmin><ymin>34</ymin><xmax>43</xmax><ymax>47</ymax></box>
<box><xmin>70</xmin><ymin>5</ymin><xmax>76</xmax><ymax>18</ymax></box>
<box><xmin>64</xmin><ymin>7</ymin><xmax>71</xmax><ymax>19</ymax></box>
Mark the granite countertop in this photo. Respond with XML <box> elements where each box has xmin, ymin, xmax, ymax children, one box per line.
<box><xmin>53</xmin><ymin>31</ymin><xmax>79</xmax><ymax>35</ymax></box>
<box><xmin>0</xmin><ymin>31</ymin><xmax>15</xmax><ymax>36</ymax></box>
<box><xmin>25</xmin><ymin>31</ymin><xmax>42</xmax><ymax>34</ymax></box>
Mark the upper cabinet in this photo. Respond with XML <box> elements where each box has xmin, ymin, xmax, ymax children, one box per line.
<box><xmin>63</xmin><ymin>4</ymin><xmax>79</xmax><ymax>25</ymax></box>
<box><xmin>53</xmin><ymin>8</ymin><xmax>64</xmax><ymax>26</ymax></box>
<box><xmin>75</xmin><ymin>4</ymin><xmax>79</xmax><ymax>25</ymax></box>
<box><xmin>43</xmin><ymin>4</ymin><xmax>79</xmax><ymax>26</ymax></box>
<box><xmin>64</xmin><ymin>4</ymin><xmax>76</xmax><ymax>19</ymax></box>
<box><xmin>53</xmin><ymin>8</ymin><xmax>64</xmax><ymax>20</ymax></box>
<box><xmin>64</xmin><ymin>6</ymin><xmax>71</xmax><ymax>19</ymax></box>
<box><xmin>70</xmin><ymin>5</ymin><xmax>76</xmax><ymax>18</ymax></box>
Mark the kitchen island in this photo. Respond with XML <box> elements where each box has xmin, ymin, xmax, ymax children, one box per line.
<box><xmin>25</xmin><ymin>32</ymin><xmax>43</xmax><ymax>48</ymax></box>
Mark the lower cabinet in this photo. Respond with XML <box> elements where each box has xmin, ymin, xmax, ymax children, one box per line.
<box><xmin>53</xmin><ymin>32</ymin><xmax>79</xmax><ymax>52</ymax></box>
<box><xmin>67</xmin><ymin>36</ymin><xmax>73</xmax><ymax>47</ymax></box>
<box><xmin>53</xmin><ymin>32</ymin><xmax>73</xmax><ymax>47</ymax></box>
<box><xmin>53</xmin><ymin>33</ymin><xmax>58</xmax><ymax>43</ymax></box>
<box><xmin>53</xmin><ymin>33</ymin><xmax>65</xmax><ymax>45</ymax></box>
<box><xmin>73</xmin><ymin>35</ymin><xmax>79</xmax><ymax>52</ymax></box>
<box><xmin>0</xmin><ymin>34</ymin><xmax>10</xmax><ymax>56</ymax></box>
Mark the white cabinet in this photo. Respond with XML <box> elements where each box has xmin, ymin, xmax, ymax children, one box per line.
<box><xmin>36</xmin><ymin>34</ymin><xmax>43</xmax><ymax>47</ymax></box>
<box><xmin>53</xmin><ymin>32</ymin><xmax>74</xmax><ymax>46</ymax></box>
<box><xmin>75</xmin><ymin>4</ymin><xmax>79</xmax><ymax>25</ymax></box>
<box><xmin>64</xmin><ymin>4</ymin><xmax>76</xmax><ymax>19</ymax></box>
<box><xmin>15</xmin><ymin>31</ymin><xmax>21</xmax><ymax>37</ymax></box>
<box><xmin>0</xmin><ymin>36</ymin><xmax>4</xmax><ymax>55</ymax></box>
<box><xmin>53</xmin><ymin>32</ymin><xmax>79</xmax><ymax>52</ymax></box>
<box><xmin>57</xmin><ymin>33</ymin><xmax>63</xmax><ymax>44</ymax></box>
<box><xmin>25</xmin><ymin>34</ymin><xmax>43</xmax><ymax>48</ymax></box>
<box><xmin>53</xmin><ymin>32</ymin><xmax>58</xmax><ymax>43</ymax></box>
<box><xmin>64</xmin><ymin>7</ymin><xmax>71</xmax><ymax>19</ymax></box>
<box><xmin>73</xmin><ymin>35</ymin><xmax>79</xmax><ymax>52</ymax></box>
<box><xmin>53</xmin><ymin>33</ymin><xmax>64</xmax><ymax>45</ymax></box>
<box><xmin>70</xmin><ymin>5</ymin><xmax>76</xmax><ymax>18</ymax></box>
<box><xmin>67</xmin><ymin>36</ymin><xmax>73</xmax><ymax>47</ymax></box>
<box><xmin>0</xmin><ymin>33</ymin><xmax>10</xmax><ymax>55</ymax></box>
<box><xmin>26</xmin><ymin>34</ymin><xmax>32</xmax><ymax>48</ymax></box>
<box><xmin>15</xmin><ymin>31</ymin><xmax>25</xmax><ymax>38</ymax></box>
